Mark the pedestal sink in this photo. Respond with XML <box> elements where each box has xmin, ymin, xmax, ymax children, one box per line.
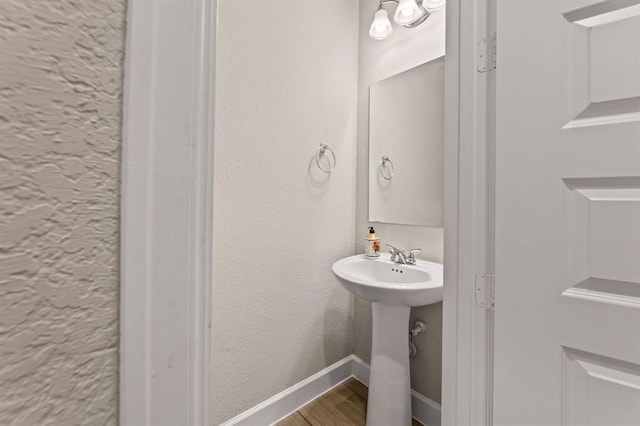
<box><xmin>332</xmin><ymin>253</ymin><xmax>443</xmax><ymax>426</ymax></box>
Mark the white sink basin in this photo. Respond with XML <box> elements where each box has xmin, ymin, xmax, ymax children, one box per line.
<box><xmin>332</xmin><ymin>253</ymin><xmax>443</xmax><ymax>426</ymax></box>
<box><xmin>332</xmin><ymin>253</ymin><xmax>443</xmax><ymax>307</ymax></box>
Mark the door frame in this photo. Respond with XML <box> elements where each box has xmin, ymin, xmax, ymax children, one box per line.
<box><xmin>119</xmin><ymin>0</ymin><xmax>216</xmax><ymax>424</ymax></box>
<box><xmin>442</xmin><ymin>0</ymin><xmax>495</xmax><ymax>424</ymax></box>
<box><xmin>119</xmin><ymin>0</ymin><xmax>492</xmax><ymax>423</ymax></box>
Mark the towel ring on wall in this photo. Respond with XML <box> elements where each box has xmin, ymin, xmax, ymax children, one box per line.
<box><xmin>315</xmin><ymin>144</ymin><xmax>336</xmax><ymax>173</ymax></box>
<box><xmin>380</xmin><ymin>156</ymin><xmax>394</xmax><ymax>180</ymax></box>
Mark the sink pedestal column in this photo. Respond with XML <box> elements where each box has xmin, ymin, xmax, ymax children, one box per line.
<box><xmin>367</xmin><ymin>302</ymin><xmax>412</xmax><ymax>426</ymax></box>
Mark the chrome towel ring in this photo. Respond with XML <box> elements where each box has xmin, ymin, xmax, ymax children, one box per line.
<box><xmin>316</xmin><ymin>144</ymin><xmax>336</xmax><ymax>173</ymax></box>
<box><xmin>380</xmin><ymin>156</ymin><xmax>394</xmax><ymax>180</ymax></box>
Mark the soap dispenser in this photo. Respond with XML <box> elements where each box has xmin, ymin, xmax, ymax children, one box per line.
<box><xmin>365</xmin><ymin>227</ymin><xmax>380</xmax><ymax>258</ymax></box>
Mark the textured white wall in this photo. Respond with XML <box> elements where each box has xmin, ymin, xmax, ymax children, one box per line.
<box><xmin>356</xmin><ymin>0</ymin><xmax>446</xmax><ymax>403</ymax></box>
<box><xmin>211</xmin><ymin>0</ymin><xmax>359</xmax><ymax>423</ymax></box>
<box><xmin>0</xmin><ymin>0</ymin><xmax>126</xmax><ymax>424</ymax></box>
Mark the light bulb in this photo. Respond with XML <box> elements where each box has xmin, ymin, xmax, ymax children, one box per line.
<box><xmin>424</xmin><ymin>0</ymin><xmax>445</xmax><ymax>10</ymax></box>
<box><xmin>369</xmin><ymin>8</ymin><xmax>393</xmax><ymax>40</ymax></box>
<box><xmin>394</xmin><ymin>0</ymin><xmax>421</xmax><ymax>25</ymax></box>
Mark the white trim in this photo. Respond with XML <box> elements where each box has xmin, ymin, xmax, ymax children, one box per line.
<box><xmin>221</xmin><ymin>355</ymin><xmax>441</xmax><ymax>426</ymax></box>
<box><xmin>441</xmin><ymin>0</ymin><xmax>461</xmax><ymax>421</ymax></box>
<box><xmin>189</xmin><ymin>1</ymin><xmax>217</xmax><ymax>423</ymax></box>
<box><xmin>563</xmin><ymin>110</ymin><xmax>640</xmax><ymax>129</ymax></box>
<box><xmin>221</xmin><ymin>356</ymin><xmax>354</xmax><ymax>426</ymax></box>
<box><xmin>442</xmin><ymin>0</ymin><xmax>494</xmax><ymax>424</ymax></box>
<box><xmin>119</xmin><ymin>0</ymin><xmax>216</xmax><ymax>424</ymax></box>
<box><xmin>411</xmin><ymin>390</ymin><xmax>443</xmax><ymax>426</ymax></box>
<box><xmin>562</xmin><ymin>287</ymin><xmax>640</xmax><ymax>309</ymax></box>
<box><xmin>351</xmin><ymin>355</ymin><xmax>370</xmax><ymax>385</ymax></box>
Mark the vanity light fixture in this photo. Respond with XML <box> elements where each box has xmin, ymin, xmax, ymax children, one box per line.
<box><xmin>368</xmin><ymin>0</ymin><xmax>444</xmax><ymax>41</ymax></box>
<box><xmin>423</xmin><ymin>0</ymin><xmax>445</xmax><ymax>9</ymax></box>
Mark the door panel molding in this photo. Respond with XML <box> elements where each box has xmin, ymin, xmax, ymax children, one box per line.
<box><xmin>562</xmin><ymin>346</ymin><xmax>640</xmax><ymax>425</ymax></box>
<box><xmin>562</xmin><ymin>176</ymin><xmax>640</xmax><ymax>297</ymax></box>
<box><xmin>562</xmin><ymin>0</ymin><xmax>640</xmax><ymax>128</ymax></box>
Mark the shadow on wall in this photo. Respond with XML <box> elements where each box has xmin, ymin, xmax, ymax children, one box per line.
<box><xmin>409</xmin><ymin>301</ymin><xmax>442</xmax><ymax>403</ymax></box>
<box><xmin>306</xmin><ymin>154</ymin><xmax>332</xmax><ymax>196</ymax></box>
<box><xmin>288</xmin><ymin>285</ymin><xmax>354</xmax><ymax>384</ymax></box>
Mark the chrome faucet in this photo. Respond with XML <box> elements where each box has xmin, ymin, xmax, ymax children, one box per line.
<box><xmin>386</xmin><ymin>244</ymin><xmax>422</xmax><ymax>265</ymax></box>
<box><xmin>386</xmin><ymin>243</ymin><xmax>406</xmax><ymax>264</ymax></box>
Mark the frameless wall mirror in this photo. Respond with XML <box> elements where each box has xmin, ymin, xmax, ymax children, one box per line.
<box><xmin>368</xmin><ymin>56</ymin><xmax>444</xmax><ymax>226</ymax></box>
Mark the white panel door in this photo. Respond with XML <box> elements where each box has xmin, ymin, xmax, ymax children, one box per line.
<box><xmin>494</xmin><ymin>0</ymin><xmax>640</xmax><ymax>424</ymax></box>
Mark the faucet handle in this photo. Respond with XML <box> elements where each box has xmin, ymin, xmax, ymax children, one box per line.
<box><xmin>386</xmin><ymin>243</ymin><xmax>400</xmax><ymax>261</ymax></box>
<box><xmin>408</xmin><ymin>248</ymin><xmax>422</xmax><ymax>263</ymax></box>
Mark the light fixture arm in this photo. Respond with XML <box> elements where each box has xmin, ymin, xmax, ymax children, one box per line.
<box><xmin>376</xmin><ymin>0</ymin><xmax>430</xmax><ymax>29</ymax></box>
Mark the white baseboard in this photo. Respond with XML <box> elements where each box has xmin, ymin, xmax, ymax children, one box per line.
<box><xmin>351</xmin><ymin>355</ymin><xmax>370</xmax><ymax>386</ymax></box>
<box><xmin>220</xmin><ymin>355</ymin><xmax>354</xmax><ymax>426</ymax></box>
<box><xmin>221</xmin><ymin>355</ymin><xmax>441</xmax><ymax>426</ymax></box>
<box><xmin>411</xmin><ymin>389</ymin><xmax>442</xmax><ymax>426</ymax></box>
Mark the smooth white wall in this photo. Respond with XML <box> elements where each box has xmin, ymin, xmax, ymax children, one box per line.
<box><xmin>356</xmin><ymin>0</ymin><xmax>446</xmax><ymax>403</ymax></box>
<box><xmin>211</xmin><ymin>0</ymin><xmax>359</xmax><ymax>423</ymax></box>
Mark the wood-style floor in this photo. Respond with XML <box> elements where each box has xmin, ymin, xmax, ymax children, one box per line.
<box><xmin>275</xmin><ymin>378</ymin><xmax>423</xmax><ymax>426</ymax></box>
